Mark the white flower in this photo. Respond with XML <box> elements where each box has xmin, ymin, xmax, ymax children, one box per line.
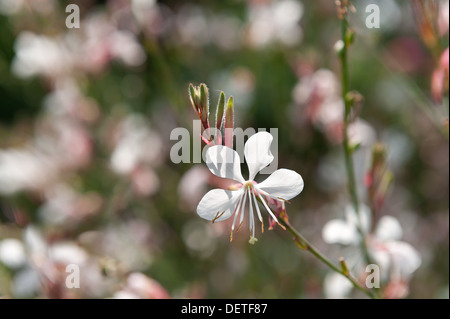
<box><xmin>322</xmin><ymin>207</ymin><xmax>421</xmax><ymax>292</ymax></box>
<box><xmin>196</xmin><ymin>132</ymin><xmax>304</xmax><ymax>243</ymax></box>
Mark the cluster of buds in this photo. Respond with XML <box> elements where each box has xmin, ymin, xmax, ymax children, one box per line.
<box><xmin>364</xmin><ymin>143</ymin><xmax>393</xmax><ymax>214</ymax></box>
<box><xmin>189</xmin><ymin>83</ymin><xmax>235</xmax><ymax>147</ymax></box>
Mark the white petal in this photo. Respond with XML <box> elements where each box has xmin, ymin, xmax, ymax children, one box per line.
<box><xmin>345</xmin><ymin>204</ymin><xmax>372</xmax><ymax>235</ymax></box>
<box><xmin>323</xmin><ymin>272</ymin><xmax>353</xmax><ymax>299</ymax></box>
<box><xmin>374</xmin><ymin>216</ymin><xmax>403</xmax><ymax>241</ymax></box>
<box><xmin>244</xmin><ymin>132</ymin><xmax>274</xmax><ymax>180</ymax></box>
<box><xmin>256</xmin><ymin>168</ymin><xmax>304</xmax><ymax>200</ymax></box>
<box><xmin>385</xmin><ymin>241</ymin><xmax>421</xmax><ymax>277</ymax></box>
<box><xmin>205</xmin><ymin>145</ymin><xmax>245</xmax><ymax>183</ymax></box>
<box><xmin>196</xmin><ymin>188</ymin><xmax>242</xmax><ymax>222</ymax></box>
<box><xmin>322</xmin><ymin>219</ymin><xmax>359</xmax><ymax>245</ymax></box>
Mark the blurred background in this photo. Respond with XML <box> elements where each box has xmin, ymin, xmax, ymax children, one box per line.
<box><xmin>0</xmin><ymin>0</ymin><xmax>448</xmax><ymax>299</ymax></box>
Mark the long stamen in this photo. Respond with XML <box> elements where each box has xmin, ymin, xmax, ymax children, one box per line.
<box><xmin>251</xmin><ymin>190</ymin><xmax>264</xmax><ymax>233</ymax></box>
<box><xmin>237</xmin><ymin>188</ymin><xmax>248</xmax><ymax>232</ymax></box>
<box><xmin>257</xmin><ymin>190</ymin><xmax>286</xmax><ymax>230</ymax></box>
<box><xmin>256</xmin><ymin>187</ymin><xmax>290</xmax><ymax>203</ymax></box>
<box><xmin>230</xmin><ymin>192</ymin><xmax>245</xmax><ymax>242</ymax></box>
<box><xmin>248</xmin><ymin>190</ymin><xmax>255</xmax><ymax>238</ymax></box>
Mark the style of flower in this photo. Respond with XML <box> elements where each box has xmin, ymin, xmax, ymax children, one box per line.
<box><xmin>196</xmin><ymin>131</ymin><xmax>304</xmax><ymax>244</ymax></box>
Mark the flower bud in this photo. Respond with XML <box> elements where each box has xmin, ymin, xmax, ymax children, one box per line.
<box><xmin>199</xmin><ymin>83</ymin><xmax>209</xmax><ymax>125</ymax></box>
<box><xmin>344</xmin><ymin>28</ymin><xmax>355</xmax><ymax>46</ymax></box>
<box><xmin>189</xmin><ymin>83</ymin><xmax>200</xmax><ymax>113</ymax></box>
<box><xmin>224</xmin><ymin>96</ymin><xmax>234</xmax><ymax>148</ymax></box>
<box><xmin>216</xmin><ymin>91</ymin><xmax>225</xmax><ymax>130</ymax></box>
<box><xmin>339</xmin><ymin>257</ymin><xmax>350</xmax><ymax>276</ymax></box>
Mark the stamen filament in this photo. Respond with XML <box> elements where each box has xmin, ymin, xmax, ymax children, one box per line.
<box><xmin>257</xmin><ymin>191</ymin><xmax>286</xmax><ymax>230</ymax></box>
<box><xmin>248</xmin><ymin>190</ymin><xmax>255</xmax><ymax>238</ymax></box>
<box><xmin>251</xmin><ymin>190</ymin><xmax>264</xmax><ymax>233</ymax></box>
<box><xmin>230</xmin><ymin>192</ymin><xmax>245</xmax><ymax>241</ymax></box>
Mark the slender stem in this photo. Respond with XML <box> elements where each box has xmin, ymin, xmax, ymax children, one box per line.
<box><xmin>340</xmin><ymin>18</ymin><xmax>359</xmax><ymax>220</ymax></box>
<box><xmin>339</xmin><ymin>16</ymin><xmax>376</xmax><ymax>269</ymax></box>
<box><xmin>278</xmin><ymin>218</ymin><xmax>378</xmax><ymax>299</ymax></box>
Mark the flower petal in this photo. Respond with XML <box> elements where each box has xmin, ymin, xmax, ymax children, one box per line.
<box><xmin>256</xmin><ymin>168</ymin><xmax>304</xmax><ymax>200</ymax></box>
<box><xmin>196</xmin><ymin>188</ymin><xmax>242</xmax><ymax>222</ymax></box>
<box><xmin>323</xmin><ymin>272</ymin><xmax>354</xmax><ymax>299</ymax></box>
<box><xmin>345</xmin><ymin>204</ymin><xmax>372</xmax><ymax>235</ymax></box>
<box><xmin>205</xmin><ymin>145</ymin><xmax>245</xmax><ymax>183</ymax></box>
<box><xmin>384</xmin><ymin>241</ymin><xmax>421</xmax><ymax>276</ymax></box>
<box><xmin>244</xmin><ymin>132</ymin><xmax>274</xmax><ymax>180</ymax></box>
<box><xmin>322</xmin><ymin>219</ymin><xmax>359</xmax><ymax>245</ymax></box>
<box><xmin>374</xmin><ymin>216</ymin><xmax>403</xmax><ymax>241</ymax></box>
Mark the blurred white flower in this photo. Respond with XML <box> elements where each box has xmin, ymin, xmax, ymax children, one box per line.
<box><xmin>11</xmin><ymin>32</ymin><xmax>74</xmax><ymax>79</ymax></box>
<box><xmin>43</xmin><ymin>78</ymin><xmax>100</xmax><ymax>123</ymax></box>
<box><xmin>323</xmin><ymin>272</ymin><xmax>354</xmax><ymax>299</ymax></box>
<box><xmin>0</xmin><ymin>148</ymin><xmax>58</xmax><ymax>195</ymax></box>
<box><xmin>292</xmin><ymin>68</ymin><xmax>344</xmax><ymax>141</ymax></box>
<box><xmin>11</xmin><ymin>266</ymin><xmax>41</xmax><ymax>298</ymax></box>
<box><xmin>175</xmin><ymin>5</ymin><xmax>210</xmax><ymax>47</ymax></box>
<box><xmin>21</xmin><ymin>226</ymin><xmax>114</xmax><ymax>298</ymax></box>
<box><xmin>0</xmin><ymin>238</ymin><xmax>26</xmax><ymax>269</ymax></box>
<box><xmin>322</xmin><ymin>206</ymin><xmax>421</xmax><ymax>297</ymax></box>
<box><xmin>39</xmin><ymin>184</ymin><xmax>102</xmax><ymax>226</ymax></box>
<box><xmin>246</xmin><ymin>0</ymin><xmax>303</xmax><ymax>48</ymax></box>
<box><xmin>110</xmin><ymin>114</ymin><xmax>162</xmax><ymax>196</ymax></box>
<box><xmin>132</xmin><ymin>0</ymin><xmax>173</xmax><ymax>38</ymax></box>
<box><xmin>110</xmin><ymin>114</ymin><xmax>162</xmax><ymax>175</ymax></box>
<box><xmin>0</xmin><ymin>0</ymin><xmax>25</xmax><ymax>15</ymax></box>
<box><xmin>92</xmin><ymin>219</ymin><xmax>155</xmax><ymax>271</ymax></box>
<box><xmin>439</xmin><ymin>0</ymin><xmax>449</xmax><ymax>35</ymax></box>
<box><xmin>178</xmin><ymin>165</ymin><xmax>211</xmax><ymax>211</ymax></box>
<box><xmin>322</xmin><ymin>205</ymin><xmax>371</xmax><ymax>246</ymax></box>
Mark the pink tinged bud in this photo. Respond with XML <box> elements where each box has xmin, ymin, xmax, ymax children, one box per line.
<box><xmin>367</xmin><ymin>143</ymin><xmax>392</xmax><ymax>212</ymax></box>
<box><xmin>441</xmin><ymin>47</ymin><xmax>449</xmax><ymax>71</ymax></box>
<box><xmin>224</xmin><ymin>96</ymin><xmax>234</xmax><ymax>148</ymax></box>
<box><xmin>364</xmin><ymin>172</ymin><xmax>373</xmax><ymax>188</ymax></box>
<box><xmin>431</xmin><ymin>47</ymin><xmax>449</xmax><ymax>103</ymax></box>
<box><xmin>432</xmin><ymin>68</ymin><xmax>445</xmax><ymax>103</ymax></box>
<box><xmin>189</xmin><ymin>83</ymin><xmax>210</xmax><ymax>131</ymax></box>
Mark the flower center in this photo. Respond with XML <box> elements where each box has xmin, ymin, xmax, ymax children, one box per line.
<box><xmin>244</xmin><ymin>181</ymin><xmax>254</xmax><ymax>189</ymax></box>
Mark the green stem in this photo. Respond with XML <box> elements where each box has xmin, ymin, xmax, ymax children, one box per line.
<box><xmin>339</xmin><ymin>16</ymin><xmax>376</xmax><ymax>268</ymax></box>
<box><xmin>279</xmin><ymin>218</ymin><xmax>379</xmax><ymax>299</ymax></box>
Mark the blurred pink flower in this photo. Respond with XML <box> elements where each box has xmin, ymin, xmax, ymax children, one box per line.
<box><xmin>431</xmin><ymin>47</ymin><xmax>449</xmax><ymax>103</ymax></box>
<box><xmin>293</xmin><ymin>68</ymin><xmax>376</xmax><ymax>145</ymax></box>
<box><xmin>113</xmin><ymin>272</ymin><xmax>170</xmax><ymax>299</ymax></box>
